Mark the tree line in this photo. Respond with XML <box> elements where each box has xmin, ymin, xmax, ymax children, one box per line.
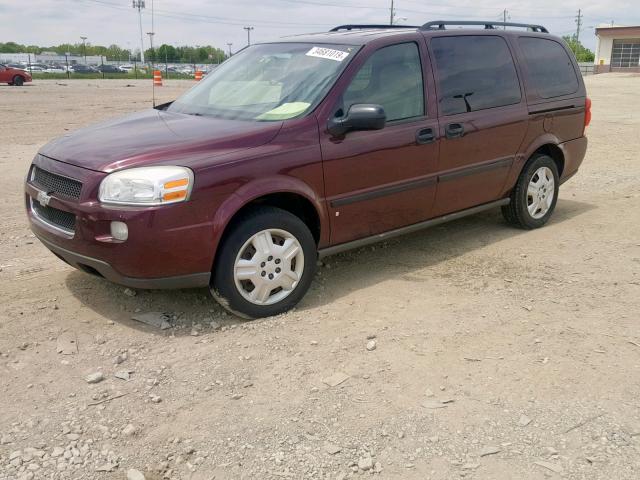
<box><xmin>0</xmin><ymin>41</ymin><xmax>227</xmax><ymax>64</ymax></box>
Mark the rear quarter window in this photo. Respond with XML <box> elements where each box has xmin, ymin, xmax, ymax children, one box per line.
<box><xmin>518</xmin><ymin>37</ymin><xmax>579</xmax><ymax>99</ymax></box>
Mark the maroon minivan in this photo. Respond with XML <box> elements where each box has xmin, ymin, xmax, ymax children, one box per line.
<box><xmin>25</xmin><ymin>21</ymin><xmax>589</xmax><ymax>318</ymax></box>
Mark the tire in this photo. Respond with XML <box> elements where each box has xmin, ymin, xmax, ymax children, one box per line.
<box><xmin>13</xmin><ymin>76</ymin><xmax>24</xmax><ymax>86</ymax></box>
<box><xmin>211</xmin><ymin>206</ymin><xmax>317</xmax><ymax>319</ymax></box>
<box><xmin>502</xmin><ymin>154</ymin><xmax>559</xmax><ymax>229</ymax></box>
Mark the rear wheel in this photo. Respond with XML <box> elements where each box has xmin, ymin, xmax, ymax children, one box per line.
<box><xmin>13</xmin><ymin>76</ymin><xmax>24</xmax><ymax>86</ymax></box>
<box><xmin>211</xmin><ymin>206</ymin><xmax>317</xmax><ymax>319</ymax></box>
<box><xmin>502</xmin><ymin>154</ymin><xmax>559</xmax><ymax>229</ymax></box>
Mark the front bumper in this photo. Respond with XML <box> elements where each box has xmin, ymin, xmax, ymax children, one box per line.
<box><xmin>34</xmin><ymin>233</ymin><xmax>210</xmax><ymax>289</ymax></box>
<box><xmin>25</xmin><ymin>154</ymin><xmax>214</xmax><ymax>289</ymax></box>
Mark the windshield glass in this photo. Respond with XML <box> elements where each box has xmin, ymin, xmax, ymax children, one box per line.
<box><xmin>168</xmin><ymin>43</ymin><xmax>358</xmax><ymax>121</ymax></box>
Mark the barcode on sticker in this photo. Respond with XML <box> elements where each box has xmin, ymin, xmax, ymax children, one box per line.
<box><xmin>306</xmin><ymin>47</ymin><xmax>350</xmax><ymax>62</ymax></box>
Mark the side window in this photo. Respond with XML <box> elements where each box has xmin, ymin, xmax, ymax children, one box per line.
<box><xmin>518</xmin><ymin>37</ymin><xmax>579</xmax><ymax>98</ymax></box>
<box><xmin>432</xmin><ymin>36</ymin><xmax>521</xmax><ymax>116</ymax></box>
<box><xmin>343</xmin><ymin>43</ymin><xmax>424</xmax><ymax>122</ymax></box>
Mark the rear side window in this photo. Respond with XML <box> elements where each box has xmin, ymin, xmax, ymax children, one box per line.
<box><xmin>518</xmin><ymin>37</ymin><xmax>579</xmax><ymax>98</ymax></box>
<box><xmin>432</xmin><ymin>36</ymin><xmax>521</xmax><ymax>116</ymax></box>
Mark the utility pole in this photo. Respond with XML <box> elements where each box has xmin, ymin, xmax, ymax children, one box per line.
<box><xmin>389</xmin><ymin>0</ymin><xmax>395</xmax><ymax>25</ymax></box>
<box><xmin>227</xmin><ymin>42</ymin><xmax>233</xmax><ymax>57</ymax></box>
<box><xmin>243</xmin><ymin>26</ymin><xmax>254</xmax><ymax>46</ymax></box>
<box><xmin>502</xmin><ymin>9</ymin><xmax>509</xmax><ymax>29</ymax></box>
<box><xmin>132</xmin><ymin>0</ymin><xmax>145</xmax><ymax>63</ymax></box>
<box><xmin>574</xmin><ymin>9</ymin><xmax>583</xmax><ymax>54</ymax></box>
<box><xmin>80</xmin><ymin>36</ymin><xmax>87</xmax><ymax>64</ymax></box>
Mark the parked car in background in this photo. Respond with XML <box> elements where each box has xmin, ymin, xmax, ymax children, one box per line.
<box><xmin>97</xmin><ymin>64</ymin><xmax>126</xmax><ymax>74</ymax></box>
<box><xmin>0</xmin><ymin>64</ymin><xmax>32</xmax><ymax>86</ymax></box>
<box><xmin>44</xmin><ymin>66</ymin><xmax>66</xmax><ymax>74</ymax></box>
<box><xmin>70</xmin><ymin>64</ymin><xmax>98</xmax><ymax>74</ymax></box>
<box><xmin>7</xmin><ymin>63</ymin><xmax>27</xmax><ymax>71</ymax></box>
<box><xmin>25</xmin><ymin>20</ymin><xmax>590</xmax><ymax>318</ymax></box>
<box><xmin>118</xmin><ymin>64</ymin><xmax>134</xmax><ymax>72</ymax></box>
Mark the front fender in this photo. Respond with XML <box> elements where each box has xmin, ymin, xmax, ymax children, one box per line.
<box><xmin>210</xmin><ymin>174</ymin><xmax>331</xmax><ymax>258</ymax></box>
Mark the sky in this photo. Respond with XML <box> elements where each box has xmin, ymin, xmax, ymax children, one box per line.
<box><xmin>1</xmin><ymin>0</ymin><xmax>639</xmax><ymax>54</ymax></box>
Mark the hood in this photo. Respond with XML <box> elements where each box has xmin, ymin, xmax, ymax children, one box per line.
<box><xmin>40</xmin><ymin>109</ymin><xmax>283</xmax><ymax>173</ymax></box>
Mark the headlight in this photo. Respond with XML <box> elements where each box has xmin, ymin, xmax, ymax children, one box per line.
<box><xmin>99</xmin><ymin>166</ymin><xmax>194</xmax><ymax>206</ymax></box>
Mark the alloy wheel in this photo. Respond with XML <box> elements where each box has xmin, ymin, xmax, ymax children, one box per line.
<box><xmin>527</xmin><ymin>166</ymin><xmax>555</xmax><ymax>219</ymax></box>
<box><xmin>233</xmin><ymin>228</ymin><xmax>305</xmax><ymax>306</ymax></box>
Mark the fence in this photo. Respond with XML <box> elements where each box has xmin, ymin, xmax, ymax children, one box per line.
<box><xmin>578</xmin><ymin>62</ymin><xmax>595</xmax><ymax>76</ymax></box>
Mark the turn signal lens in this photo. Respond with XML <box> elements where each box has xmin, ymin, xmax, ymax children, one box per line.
<box><xmin>162</xmin><ymin>177</ymin><xmax>190</xmax><ymax>202</ymax></box>
<box><xmin>162</xmin><ymin>190</ymin><xmax>187</xmax><ymax>201</ymax></box>
<box><xmin>164</xmin><ymin>178</ymin><xmax>189</xmax><ymax>189</ymax></box>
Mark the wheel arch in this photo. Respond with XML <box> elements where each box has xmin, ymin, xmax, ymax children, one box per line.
<box><xmin>210</xmin><ymin>176</ymin><xmax>329</xmax><ymax>272</ymax></box>
<box><xmin>520</xmin><ymin>134</ymin><xmax>566</xmax><ymax>177</ymax></box>
<box><xmin>531</xmin><ymin>143</ymin><xmax>565</xmax><ymax>177</ymax></box>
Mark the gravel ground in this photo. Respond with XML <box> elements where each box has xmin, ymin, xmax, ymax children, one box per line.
<box><xmin>0</xmin><ymin>76</ymin><xmax>639</xmax><ymax>480</ymax></box>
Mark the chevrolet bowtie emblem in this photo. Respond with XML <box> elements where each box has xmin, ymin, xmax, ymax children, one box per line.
<box><xmin>36</xmin><ymin>191</ymin><xmax>52</xmax><ymax>207</ymax></box>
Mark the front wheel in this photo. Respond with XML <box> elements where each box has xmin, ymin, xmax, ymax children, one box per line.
<box><xmin>13</xmin><ymin>76</ymin><xmax>24</xmax><ymax>86</ymax></box>
<box><xmin>502</xmin><ymin>154</ymin><xmax>559</xmax><ymax>229</ymax></box>
<box><xmin>211</xmin><ymin>206</ymin><xmax>317</xmax><ymax>319</ymax></box>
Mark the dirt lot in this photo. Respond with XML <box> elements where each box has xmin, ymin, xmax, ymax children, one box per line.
<box><xmin>0</xmin><ymin>76</ymin><xmax>639</xmax><ymax>480</ymax></box>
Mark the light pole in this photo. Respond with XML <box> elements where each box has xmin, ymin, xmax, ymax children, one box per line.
<box><xmin>80</xmin><ymin>36</ymin><xmax>87</xmax><ymax>64</ymax></box>
<box><xmin>227</xmin><ymin>42</ymin><xmax>233</xmax><ymax>57</ymax></box>
<box><xmin>132</xmin><ymin>0</ymin><xmax>146</xmax><ymax>63</ymax></box>
<box><xmin>243</xmin><ymin>26</ymin><xmax>254</xmax><ymax>46</ymax></box>
<box><xmin>147</xmin><ymin>31</ymin><xmax>155</xmax><ymax>70</ymax></box>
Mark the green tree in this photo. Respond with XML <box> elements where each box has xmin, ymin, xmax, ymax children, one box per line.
<box><xmin>156</xmin><ymin>44</ymin><xmax>178</xmax><ymax>63</ymax></box>
<box><xmin>562</xmin><ymin>35</ymin><xmax>595</xmax><ymax>63</ymax></box>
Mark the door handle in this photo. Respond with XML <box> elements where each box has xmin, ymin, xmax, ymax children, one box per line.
<box><xmin>416</xmin><ymin>127</ymin><xmax>435</xmax><ymax>144</ymax></box>
<box><xmin>445</xmin><ymin>123</ymin><xmax>465</xmax><ymax>139</ymax></box>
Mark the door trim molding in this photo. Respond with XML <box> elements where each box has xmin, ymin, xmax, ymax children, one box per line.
<box><xmin>319</xmin><ymin>198</ymin><xmax>509</xmax><ymax>258</ymax></box>
<box><xmin>438</xmin><ymin>157</ymin><xmax>514</xmax><ymax>183</ymax></box>
<box><xmin>329</xmin><ymin>175</ymin><xmax>437</xmax><ymax>208</ymax></box>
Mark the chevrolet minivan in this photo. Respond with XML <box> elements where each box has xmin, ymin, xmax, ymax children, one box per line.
<box><xmin>25</xmin><ymin>21</ymin><xmax>589</xmax><ymax>318</ymax></box>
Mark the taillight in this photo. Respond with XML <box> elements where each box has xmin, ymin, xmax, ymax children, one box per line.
<box><xmin>584</xmin><ymin>97</ymin><xmax>592</xmax><ymax>128</ymax></box>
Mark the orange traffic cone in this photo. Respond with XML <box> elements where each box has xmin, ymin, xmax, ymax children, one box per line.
<box><xmin>153</xmin><ymin>70</ymin><xmax>162</xmax><ymax>87</ymax></box>
<box><xmin>194</xmin><ymin>70</ymin><xmax>203</xmax><ymax>81</ymax></box>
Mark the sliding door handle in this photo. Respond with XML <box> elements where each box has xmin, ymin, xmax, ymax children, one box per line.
<box><xmin>445</xmin><ymin>123</ymin><xmax>465</xmax><ymax>139</ymax></box>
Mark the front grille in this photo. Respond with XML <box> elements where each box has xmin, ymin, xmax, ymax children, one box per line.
<box><xmin>31</xmin><ymin>166</ymin><xmax>83</xmax><ymax>200</ymax></box>
<box><xmin>31</xmin><ymin>201</ymin><xmax>76</xmax><ymax>233</ymax></box>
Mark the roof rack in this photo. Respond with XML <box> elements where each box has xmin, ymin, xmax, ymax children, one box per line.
<box><xmin>330</xmin><ymin>24</ymin><xmax>419</xmax><ymax>32</ymax></box>
<box><xmin>420</xmin><ymin>20</ymin><xmax>548</xmax><ymax>33</ymax></box>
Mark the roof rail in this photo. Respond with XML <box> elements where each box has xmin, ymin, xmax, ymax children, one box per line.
<box><xmin>330</xmin><ymin>24</ymin><xmax>419</xmax><ymax>32</ymax></box>
<box><xmin>421</xmin><ymin>20</ymin><xmax>548</xmax><ymax>33</ymax></box>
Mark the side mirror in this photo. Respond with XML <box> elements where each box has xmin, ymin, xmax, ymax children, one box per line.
<box><xmin>327</xmin><ymin>103</ymin><xmax>386</xmax><ymax>137</ymax></box>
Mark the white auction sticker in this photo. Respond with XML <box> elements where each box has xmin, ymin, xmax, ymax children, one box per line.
<box><xmin>306</xmin><ymin>46</ymin><xmax>350</xmax><ymax>62</ymax></box>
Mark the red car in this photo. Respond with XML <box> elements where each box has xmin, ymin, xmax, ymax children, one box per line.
<box><xmin>0</xmin><ymin>64</ymin><xmax>32</xmax><ymax>86</ymax></box>
<box><xmin>25</xmin><ymin>21</ymin><xmax>589</xmax><ymax>318</ymax></box>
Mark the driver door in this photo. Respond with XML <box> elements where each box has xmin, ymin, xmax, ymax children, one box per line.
<box><xmin>319</xmin><ymin>39</ymin><xmax>439</xmax><ymax>246</ymax></box>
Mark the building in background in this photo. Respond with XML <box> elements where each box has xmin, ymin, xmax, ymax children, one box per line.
<box><xmin>594</xmin><ymin>25</ymin><xmax>640</xmax><ymax>73</ymax></box>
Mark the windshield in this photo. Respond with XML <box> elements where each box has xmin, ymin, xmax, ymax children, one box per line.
<box><xmin>168</xmin><ymin>43</ymin><xmax>358</xmax><ymax>121</ymax></box>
